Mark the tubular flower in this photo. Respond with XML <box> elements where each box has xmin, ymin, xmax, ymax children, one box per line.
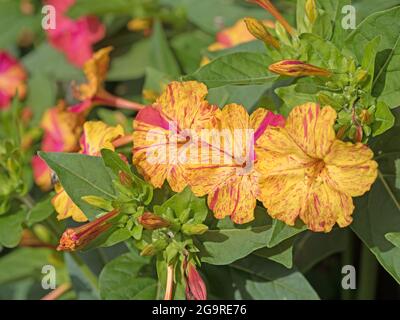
<box><xmin>70</xmin><ymin>47</ymin><xmax>144</xmax><ymax>114</ymax></box>
<box><xmin>187</xmin><ymin>104</ymin><xmax>285</xmax><ymax>224</ymax></box>
<box><xmin>45</xmin><ymin>0</ymin><xmax>105</xmax><ymax>67</ymax></box>
<box><xmin>52</xmin><ymin>121</ymin><xmax>124</xmax><ymax>222</ymax></box>
<box><xmin>201</xmin><ymin>19</ymin><xmax>275</xmax><ymax>65</ymax></box>
<box><xmin>256</xmin><ymin>103</ymin><xmax>378</xmax><ymax>232</ymax></box>
<box><xmin>0</xmin><ymin>51</ymin><xmax>27</xmax><ymax>109</ymax></box>
<box><xmin>32</xmin><ymin>100</ymin><xmax>84</xmax><ymax>191</ymax></box>
<box><xmin>269</xmin><ymin>60</ymin><xmax>332</xmax><ymax>77</ymax></box>
<box><xmin>133</xmin><ymin>81</ymin><xmax>220</xmax><ymax>193</ymax></box>
<box><xmin>57</xmin><ymin>210</ymin><xmax>120</xmax><ymax>251</ymax></box>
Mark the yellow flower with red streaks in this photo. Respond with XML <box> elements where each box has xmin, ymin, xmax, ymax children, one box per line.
<box><xmin>133</xmin><ymin>81</ymin><xmax>220</xmax><ymax>193</ymax></box>
<box><xmin>187</xmin><ymin>104</ymin><xmax>285</xmax><ymax>224</ymax></box>
<box><xmin>52</xmin><ymin>121</ymin><xmax>124</xmax><ymax>222</ymax></box>
<box><xmin>256</xmin><ymin>103</ymin><xmax>378</xmax><ymax>232</ymax></box>
<box><xmin>32</xmin><ymin>100</ymin><xmax>84</xmax><ymax>191</ymax></box>
<box><xmin>0</xmin><ymin>51</ymin><xmax>27</xmax><ymax>109</ymax></box>
<box><xmin>70</xmin><ymin>47</ymin><xmax>143</xmax><ymax>113</ymax></box>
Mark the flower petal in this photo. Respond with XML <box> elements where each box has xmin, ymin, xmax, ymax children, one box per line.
<box><xmin>80</xmin><ymin>121</ymin><xmax>124</xmax><ymax>156</ymax></box>
<box><xmin>52</xmin><ymin>184</ymin><xmax>88</xmax><ymax>222</ymax></box>
<box><xmin>324</xmin><ymin>140</ymin><xmax>378</xmax><ymax>196</ymax></box>
<box><xmin>285</xmin><ymin>103</ymin><xmax>336</xmax><ymax>158</ymax></box>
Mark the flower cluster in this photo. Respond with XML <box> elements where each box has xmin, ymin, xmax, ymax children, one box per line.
<box><xmin>133</xmin><ymin>81</ymin><xmax>378</xmax><ymax>232</ymax></box>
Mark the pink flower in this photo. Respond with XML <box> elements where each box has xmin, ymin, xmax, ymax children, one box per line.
<box><xmin>45</xmin><ymin>0</ymin><xmax>105</xmax><ymax>67</ymax></box>
<box><xmin>0</xmin><ymin>51</ymin><xmax>27</xmax><ymax>109</ymax></box>
<box><xmin>185</xmin><ymin>262</ymin><xmax>207</xmax><ymax>300</ymax></box>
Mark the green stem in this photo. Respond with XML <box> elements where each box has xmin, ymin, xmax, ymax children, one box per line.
<box><xmin>341</xmin><ymin>231</ymin><xmax>354</xmax><ymax>300</ymax></box>
<box><xmin>18</xmin><ymin>194</ymin><xmax>35</xmax><ymax>209</ymax></box>
<box><xmin>357</xmin><ymin>243</ymin><xmax>378</xmax><ymax>300</ymax></box>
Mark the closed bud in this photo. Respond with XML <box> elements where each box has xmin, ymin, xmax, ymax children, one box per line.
<box><xmin>355</xmin><ymin>69</ymin><xmax>368</xmax><ymax>83</ymax></box>
<box><xmin>81</xmin><ymin>195</ymin><xmax>114</xmax><ymax>211</ymax></box>
<box><xmin>306</xmin><ymin>0</ymin><xmax>318</xmax><ymax>24</ymax></box>
<box><xmin>185</xmin><ymin>261</ymin><xmax>207</xmax><ymax>300</ymax></box>
<box><xmin>138</xmin><ymin>212</ymin><xmax>170</xmax><ymax>230</ymax></box>
<box><xmin>181</xmin><ymin>223</ymin><xmax>208</xmax><ymax>236</ymax></box>
<box><xmin>244</xmin><ymin>17</ymin><xmax>280</xmax><ymax>49</ymax></box>
<box><xmin>140</xmin><ymin>239</ymin><xmax>168</xmax><ymax>256</ymax></box>
<box><xmin>269</xmin><ymin>60</ymin><xmax>332</xmax><ymax>77</ymax></box>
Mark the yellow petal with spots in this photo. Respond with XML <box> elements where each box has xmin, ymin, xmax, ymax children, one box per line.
<box><xmin>80</xmin><ymin>121</ymin><xmax>124</xmax><ymax>156</ymax></box>
<box><xmin>285</xmin><ymin>103</ymin><xmax>336</xmax><ymax>158</ymax></box>
<box><xmin>324</xmin><ymin>140</ymin><xmax>378</xmax><ymax>197</ymax></box>
<box><xmin>52</xmin><ymin>184</ymin><xmax>88</xmax><ymax>222</ymax></box>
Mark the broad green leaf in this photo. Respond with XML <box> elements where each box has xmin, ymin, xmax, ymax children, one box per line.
<box><xmin>346</xmin><ymin>7</ymin><xmax>400</xmax><ymax>109</ymax></box>
<box><xmin>351</xmin><ymin>112</ymin><xmax>400</xmax><ymax>283</ymax></box>
<box><xmin>99</xmin><ymin>252</ymin><xmax>157</xmax><ymax>299</ymax></box>
<box><xmin>385</xmin><ymin>232</ymin><xmax>400</xmax><ymax>248</ymax></box>
<box><xmin>68</xmin><ymin>0</ymin><xmax>140</xmax><ymax>17</ymax></box>
<box><xmin>22</xmin><ymin>43</ymin><xmax>83</xmax><ymax>81</ymax></box>
<box><xmin>205</xmin><ymin>41</ymin><xmax>266</xmax><ymax>61</ymax></box>
<box><xmin>361</xmin><ymin>36</ymin><xmax>381</xmax><ymax>94</ymax></box>
<box><xmin>254</xmin><ymin>238</ymin><xmax>294</xmax><ymax>269</ymax></box>
<box><xmin>204</xmin><ymin>255</ymin><xmax>319</xmax><ymax>300</ymax></box>
<box><xmin>373</xmin><ymin>101</ymin><xmax>395</xmax><ymax>136</ymax></box>
<box><xmin>353</xmin><ymin>0</ymin><xmax>400</xmax><ymax>21</ymax></box>
<box><xmin>39</xmin><ymin>152</ymin><xmax>116</xmax><ymax>220</ymax></box>
<box><xmin>187</xmin><ymin>52</ymin><xmax>278</xmax><ymax>88</ymax></box>
<box><xmin>107</xmin><ymin>39</ymin><xmax>151</xmax><ymax>81</ymax></box>
<box><xmin>275</xmin><ymin>82</ymin><xmax>318</xmax><ymax>116</ymax></box>
<box><xmin>207</xmin><ymin>84</ymin><xmax>272</xmax><ymax>112</ymax></box>
<box><xmin>171</xmin><ymin>30</ymin><xmax>214</xmax><ymax>74</ymax></box>
<box><xmin>26</xmin><ymin>196</ymin><xmax>54</xmax><ymax>227</ymax></box>
<box><xmin>0</xmin><ymin>248</ymin><xmax>52</xmax><ymax>285</ymax></box>
<box><xmin>294</xmin><ymin>229</ymin><xmax>349</xmax><ymax>272</ymax></box>
<box><xmin>0</xmin><ymin>210</ymin><xmax>25</xmax><ymax>248</ymax></box>
<box><xmin>149</xmin><ymin>20</ymin><xmax>180</xmax><ymax>77</ymax></box>
<box><xmin>198</xmin><ymin>207</ymin><xmax>305</xmax><ymax>265</ymax></box>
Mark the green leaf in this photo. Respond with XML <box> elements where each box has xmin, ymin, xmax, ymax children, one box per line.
<box><xmin>154</xmin><ymin>187</ymin><xmax>208</xmax><ymax>224</ymax></box>
<box><xmin>254</xmin><ymin>238</ymin><xmax>294</xmax><ymax>269</ymax></box>
<box><xmin>385</xmin><ymin>232</ymin><xmax>400</xmax><ymax>248</ymax></box>
<box><xmin>149</xmin><ymin>20</ymin><xmax>180</xmax><ymax>77</ymax></box>
<box><xmin>275</xmin><ymin>82</ymin><xmax>318</xmax><ymax>116</ymax></box>
<box><xmin>361</xmin><ymin>36</ymin><xmax>381</xmax><ymax>94</ymax></box>
<box><xmin>0</xmin><ymin>248</ymin><xmax>52</xmax><ymax>285</ymax></box>
<box><xmin>0</xmin><ymin>210</ymin><xmax>25</xmax><ymax>248</ymax></box>
<box><xmin>39</xmin><ymin>152</ymin><xmax>116</xmax><ymax>220</ymax></box>
<box><xmin>107</xmin><ymin>39</ymin><xmax>151</xmax><ymax>81</ymax></box>
<box><xmin>204</xmin><ymin>255</ymin><xmax>319</xmax><ymax>300</ymax></box>
<box><xmin>99</xmin><ymin>252</ymin><xmax>157</xmax><ymax>299</ymax></box>
<box><xmin>198</xmin><ymin>207</ymin><xmax>305</xmax><ymax>265</ymax></box>
<box><xmin>351</xmin><ymin>114</ymin><xmax>400</xmax><ymax>283</ymax></box>
<box><xmin>26</xmin><ymin>196</ymin><xmax>54</xmax><ymax>227</ymax></box>
<box><xmin>294</xmin><ymin>229</ymin><xmax>349</xmax><ymax>273</ymax></box>
<box><xmin>187</xmin><ymin>52</ymin><xmax>278</xmax><ymax>88</ymax></box>
<box><xmin>346</xmin><ymin>7</ymin><xmax>400</xmax><ymax>109</ymax></box>
<box><xmin>373</xmin><ymin>101</ymin><xmax>395</xmax><ymax>136</ymax></box>
<box><xmin>22</xmin><ymin>43</ymin><xmax>83</xmax><ymax>81</ymax></box>
<box><xmin>25</xmin><ymin>74</ymin><xmax>57</xmax><ymax>126</ymax></box>
<box><xmin>68</xmin><ymin>0</ymin><xmax>140</xmax><ymax>17</ymax></box>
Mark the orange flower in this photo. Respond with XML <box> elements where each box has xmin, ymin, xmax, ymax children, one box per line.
<box><xmin>0</xmin><ymin>51</ymin><xmax>27</xmax><ymax>109</ymax></box>
<box><xmin>32</xmin><ymin>100</ymin><xmax>84</xmax><ymax>191</ymax></box>
<box><xmin>133</xmin><ymin>81</ymin><xmax>220</xmax><ymax>192</ymax></box>
<box><xmin>52</xmin><ymin>121</ymin><xmax>124</xmax><ymax>222</ymax></box>
<box><xmin>256</xmin><ymin>103</ymin><xmax>378</xmax><ymax>232</ymax></box>
<box><xmin>70</xmin><ymin>47</ymin><xmax>144</xmax><ymax>113</ymax></box>
<box><xmin>268</xmin><ymin>60</ymin><xmax>332</xmax><ymax>77</ymax></box>
<box><xmin>187</xmin><ymin>104</ymin><xmax>284</xmax><ymax>224</ymax></box>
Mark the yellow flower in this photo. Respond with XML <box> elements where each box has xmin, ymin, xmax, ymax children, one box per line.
<box><xmin>187</xmin><ymin>104</ymin><xmax>285</xmax><ymax>224</ymax></box>
<box><xmin>53</xmin><ymin>121</ymin><xmax>124</xmax><ymax>222</ymax></box>
<box><xmin>70</xmin><ymin>47</ymin><xmax>143</xmax><ymax>113</ymax></box>
<box><xmin>256</xmin><ymin>103</ymin><xmax>378</xmax><ymax>232</ymax></box>
<box><xmin>133</xmin><ymin>81</ymin><xmax>220</xmax><ymax>193</ymax></box>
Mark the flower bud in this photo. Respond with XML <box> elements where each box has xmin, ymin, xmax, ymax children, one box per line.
<box><xmin>138</xmin><ymin>212</ymin><xmax>170</xmax><ymax>230</ymax></box>
<box><xmin>118</xmin><ymin>171</ymin><xmax>133</xmax><ymax>187</ymax></box>
<box><xmin>268</xmin><ymin>60</ymin><xmax>332</xmax><ymax>77</ymax></box>
<box><xmin>81</xmin><ymin>195</ymin><xmax>113</xmax><ymax>211</ymax></box>
<box><xmin>244</xmin><ymin>17</ymin><xmax>280</xmax><ymax>49</ymax></box>
<box><xmin>306</xmin><ymin>0</ymin><xmax>318</xmax><ymax>24</ymax></box>
<box><xmin>355</xmin><ymin>69</ymin><xmax>368</xmax><ymax>83</ymax></box>
<box><xmin>185</xmin><ymin>262</ymin><xmax>207</xmax><ymax>300</ymax></box>
<box><xmin>181</xmin><ymin>223</ymin><xmax>208</xmax><ymax>236</ymax></box>
<box><xmin>57</xmin><ymin>210</ymin><xmax>119</xmax><ymax>251</ymax></box>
